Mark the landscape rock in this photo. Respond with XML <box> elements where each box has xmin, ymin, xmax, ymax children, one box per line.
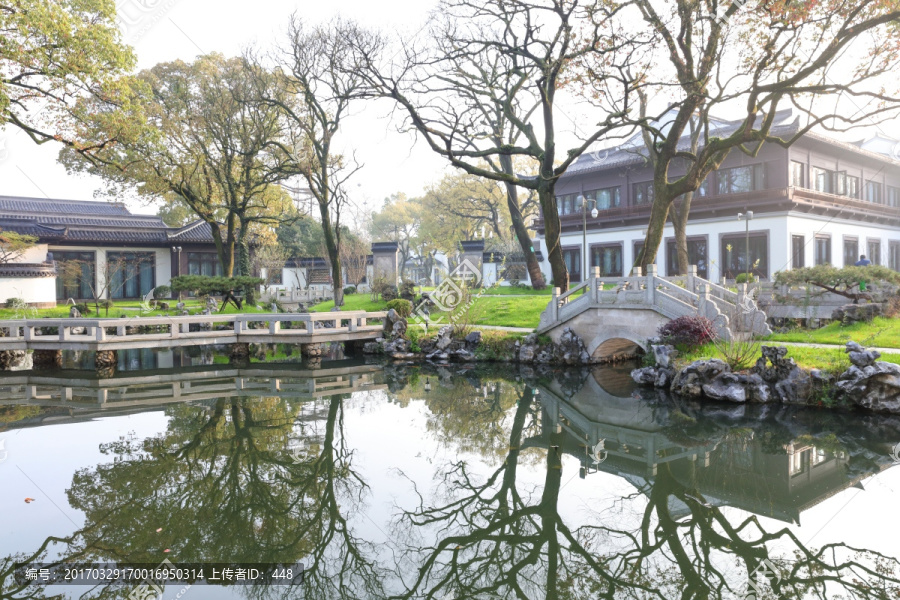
<box><xmin>435</xmin><ymin>326</ymin><xmax>453</xmax><ymax>351</ymax></box>
<box><xmin>631</xmin><ymin>344</ymin><xmax>676</xmax><ymax>388</ymax></box>
<box><xmin>671</xmin><ymin>359</ymin><xmax>731</xmax><ymax>399</ymax></box>
<box><xmin>465</xmin><ymin>331</ymin><xmax>482</xmax><ymax>348</ymax></box>
<box><xmin>832</xmin><ymin>303</ymin><xmax>882</xmax><ymax>324</ymax></box>
<box><xmin>556</xmin><ymin>327</ymin><xmax>590</xmax><ymax>365</ymax></box>
<box><xmin>69</xmin><ymin>306</ymin><xmax>81</xmax><ymax>319</ymax></box>
<box><xmin>835</xmin><ymin>342</ymin><xmax>900</xmax><ymax>413</ymax></box>
<box><xmin>846</xmin><ymin>340</ymin><xmax>880</xmax><ymax>368</ymax></box>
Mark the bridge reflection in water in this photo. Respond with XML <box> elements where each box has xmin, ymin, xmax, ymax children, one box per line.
<box><xmin>531</xmin><ymin>368</ymin><xmax>883</xmax><ymax>525</ymax></box>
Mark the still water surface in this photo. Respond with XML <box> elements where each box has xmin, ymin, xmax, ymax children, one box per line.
<box><xmin>1</xmin><ymin>353</ymin><xmax>899</xmax><ymax>599</ymax></box>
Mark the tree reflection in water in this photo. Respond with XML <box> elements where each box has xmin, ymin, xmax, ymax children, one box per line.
<box><xmin>2</xmin><ymin>366</ymin><xmax>900</xmax><ymax>600</ymax></box>
<box><xmin>390</xmin><ymin>370</ymin><xmax>900</xmax><ymax>600</ymax></box>
<box><xmin>2</xmin><ymin>392</ymin><xmax>385</xmax><ymax>599</ymax></box>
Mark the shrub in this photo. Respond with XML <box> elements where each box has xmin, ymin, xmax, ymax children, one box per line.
<box><xmin>381</xmin><ymin>285</ymin><xmax>399</xmax><ymax>302</ymax></box>
<box><xmin>735</xmin><ymin>273</ymin><xmax>757</xmax><ymax>284</ymax></box>
<box><xmin>343</xmin><ymin>285</ymin><xmax>357</xmax><ymax>295</ymax></box>
<box><xmin>658</xmin><ymin>315</ymin><xmax>716</xmax><ymax>349</ymax></box>
<box><xmin>74</xmin><ymin>302</ymin><xmax>92</xmax><ymax>314</ymax></box>
<box><xmin>385</xmin><ymin>298</ymin><xmax>413</xmax><ymax>318</ymax></box>
<box><xmin>98</xmin><ymin>299</ymin><xmax>115</xmax><ymax>310</ymax></box>
<box><xmin>153</xmin><ymin>285</ymin><xmax>171</xmax><ymax>299</ymax></box>
<box><xmin>5</xmin><ymin>297</ymin><xmax>27</xmax><ymax>310</ymax></box>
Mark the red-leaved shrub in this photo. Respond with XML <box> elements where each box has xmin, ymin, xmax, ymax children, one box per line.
<box><xmin>657</xmin><ymin>315</ymin><xmax>716</xmax><ymax>348</ymax></box>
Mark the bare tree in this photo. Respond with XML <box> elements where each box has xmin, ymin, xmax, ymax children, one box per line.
<box><xmin>353</xmin><ymin>0</ymin><xmax>636</xmax><ymax>291</ymax></box>
<box><xmin>252</xmin><ymin>242</ymin><xmax>289</xmax><ymax>294</ymax></box>
<box><xmin>585</xmin><ymin>0</ymin><xmax>900</xmax><ymax>274</ymax></box>
<box><xmin>249</xmin><ymin>17</ymin><xmax>378</xmax><ymax>308</ymax></box>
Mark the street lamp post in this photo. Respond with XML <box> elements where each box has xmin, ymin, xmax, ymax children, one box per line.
<box><xmin>580</xmin><ymin>194</ymin><xmax>599</xmax><ymax>282</ymax></box>
<box><xmin>737</xmin><ymin>211</ymin><xmax>754</xmax><ymax>282</ymax></box>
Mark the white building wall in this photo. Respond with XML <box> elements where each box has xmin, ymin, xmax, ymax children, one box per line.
<box><xmin>18</xmin><ymin>243</ymin><xmax>50</xmax><ymax>263</ymax></box>
<box><xmin>0</xmin><ymin>276</ymin><xmax>56</xmax><ymax>306</ymax></box>
<box><xmin>541</xmin><ymin>210</ymin><xmax>900</xmax><ymax>284</ymax></box>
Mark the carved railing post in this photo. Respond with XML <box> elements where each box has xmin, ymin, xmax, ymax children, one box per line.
<box><xmin>645</xmin><ymin>264</ymin><xmax>656</xmax><ymax>306</ymax></box>
<box><xmin>591</xmin><ymin>266</ymin><xmax>600</xmax><ymax>302</ymax></box>
<box><xmin>551</xmin><ymin>287</ymin><xmax>560</xmax><ymax>322</ymax></box>
<box><xmin>687</xmin><ymin>264</ymin><xmax>697</xmax><ymax>294</ymax></box>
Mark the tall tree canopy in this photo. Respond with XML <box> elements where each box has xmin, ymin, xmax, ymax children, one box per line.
<box><xmin>61</xmin><ymin>54</ymin><xmax>294</xmax><ymax>276</ymax></box>
<box><xmin>0</xmin><ymin>0</ymin><xmax>134</xmax><ymax>146</ymax></box>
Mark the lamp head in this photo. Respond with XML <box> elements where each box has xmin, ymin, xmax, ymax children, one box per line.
<box><xmin>591</xmin><ymin>208</ymin><xmax>599</xmax><ymax>218</ymax></box>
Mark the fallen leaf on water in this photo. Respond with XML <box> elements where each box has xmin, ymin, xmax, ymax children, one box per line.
<box><xmin>156</xmin><ymin>528</ymin><xmax>163</xmax><ymax>533</ymax></box>
<box><xmin>163</xmin><ymin>549</ymin><xmax>170</xmax><ymax>553</ymax></box>
<box><xmin>24</xmin><ymin>498</ymin><xmax>35</xmax><ymax>503</ymax></box>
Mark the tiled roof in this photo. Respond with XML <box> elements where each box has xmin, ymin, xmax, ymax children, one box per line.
<box><xmin>0</xmin><ymin>196</ymin><xmax>216</xmax><ymax>245</ymax></box>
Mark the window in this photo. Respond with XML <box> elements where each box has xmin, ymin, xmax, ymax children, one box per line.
<box><xmin>697</xmin><ymin>178</ymin><xmax>708</xmax><ymax>197</ymax></box>
<box><xmin>865</xmin><ymin>181</ymin><xmax>883</xmax><ymax>204</ymax></box>
<box><xmin>843</xmin><ymin>238</ymin><xmax>858</xmax><ymax>268</ymax></box>
<box><xmin>187</xmin><ymin>252</ymin><xmax>223</xmax><ymax>276</ymax></box>
<box><xmin>633</xmin><ymin>240</ymin><xmax>645</xmax><ymax>269</ymax></box>
<box><xmin>721</xmin><ymin>233</ymin><xmax>768</xmax><ymax>279</ymax></box>
<box><xmin>562</xmin><ymin>248</ymin><xmax>582</xmax><ymax>282</ymax></box>
<box><xmin>791</xmin><ymin>235</ymin><xmax>805</xmax><ymax>269</ymax></box>
<box><xmin>890</xmin><ymin>241</ymin><xmax>900</xmax><ymax>271</ymax></box>
<box><xmin>632</xmin><ymin>181</ymin><xmax>654</xmax><ymax>205</ymax></box>
<box><xmin>812</xmin><ymin>167</ymin><xmax>834</xmax><ymax>194</ymax></box>
<box><xmin>717</xmin><ymin>164</ymin><xmax>766</xmax><ymax>194</ymax></box>
<box><xmin>868</xmin><ymin>239</ymin><xmax>882</xmax><ymax>265</ymax></box>
<box><xmin>591</xmin><ymin>244</ymin><xmax>623</xmax><ymax>277</ymax></box>
<box><xmin>790</xmin><ymin>161</ymin><xmax>805</xmax><ymax>187</ymax></box>
<box><xmin>589</xmin><ymin>186</ymin><xmax>621</xmax><ymax>211</ymax></box>
<box><xmin>888</xmin><ymin>186</ymin><xmax>900</xmax><ymax>208</ymax></box>
<box><xmin>815</xmin><ymin>235</ymin><xmax>831</xmax><ymax>266</ymax></box>
<box><xmin>108</xmin><ymin>252</ymin><xmax>156</xmax><ymax>299</ymax></box>
<box><xmin>844</xmin><ymin>175</ymin><xmax>860</xmax><ymax>198</ymax></box>
<box><xmin>665</xmin><ymin>238</ymin><xmax>708</xmax><ymax>279</ymax></box>
<box><xmin>54</xmin><ymin>251</ymin><xmax>95</xmax><ymax>300</ymax></box>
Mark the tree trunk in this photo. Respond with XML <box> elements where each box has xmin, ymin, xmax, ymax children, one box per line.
<box><xmin>671</xmin><ymin>192</ymin><xmax>694</xmax><ymax>275</ymax></box>
<box><xmin>537</xmin><ymin>186</ymin><xmax>568</xmax><ymax>292</ymax></box>
<box><xmin>318</xmin><ymin>201</ymin><xmax>344</xmax><ymax>309</ymax></box>
<box><xmin>499</xmin><ymin>156</ymin><xmax>546</xmax><ymax>290</ymax></box>
<box><xmin>639</xmin><ymin>194</ymin><xmax>674</xmax><ymax>275</ymax></box>
<box><xmin>236</xmin><ymin>222</ymin><xmax>251</xmax><ymax>277</ymax></box>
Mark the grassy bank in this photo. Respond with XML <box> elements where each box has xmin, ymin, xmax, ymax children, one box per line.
<box><xmin>677</xmin><ymin>341</ymin><xmax>900</xmax><ymax>375</ymax></box>
<box><xmin>766</xmin><ymin>316</ymin><xmax>900</xmax><ymax>349</ymax></box>
<box><xmin>310</xmin><ymin>293</ymin><xmax>546</xmax><ymax>329</ymax></box>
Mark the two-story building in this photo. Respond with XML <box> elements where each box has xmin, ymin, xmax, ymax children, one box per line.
<box><xmin>534</xmin><ymin>110</ymin><xmax>900</xmax><ymax>284</ymax></box>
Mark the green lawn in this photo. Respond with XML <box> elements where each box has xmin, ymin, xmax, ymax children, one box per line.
<box><xmin>766</xmin><ymin>316</ymin><xmax>900</xmax><ymax>349</ymax></box>
<box><xmin>311</xmin><ymin>292</ymin><xmax>548</xmax><ymax>329</ymax></box>
<box><xmin>678</xmin><ymin>341</ymin><xmax>900</xmax><ymax>375</ymax></box>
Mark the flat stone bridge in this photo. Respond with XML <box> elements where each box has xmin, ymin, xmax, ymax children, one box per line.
<box><xmin>536</xmin><ymin>265</ymin><xmax>770</xmax><ymax>361</ymax></box>
<box><xmin>0</xmin><ymin>311</ymin><xmax>386</xmax><ymax>352</ymax></box>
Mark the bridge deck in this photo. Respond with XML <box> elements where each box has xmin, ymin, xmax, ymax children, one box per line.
<box><xmin>0</xmin><ymin>311</ymin><xmax>386</xmax><ymax>352</ymax></box>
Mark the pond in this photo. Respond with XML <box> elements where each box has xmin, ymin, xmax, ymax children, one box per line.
<box><xmin>1</xmin><ymin>352</ymin><xmax>899</xmax><ymax>599</ymax></box>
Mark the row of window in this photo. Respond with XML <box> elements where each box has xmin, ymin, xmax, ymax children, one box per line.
<box><xmin>54</xmin><ymin>251</ymin><xmax>221</xmax><ymax>300</ymax></box>
<box><xmin>556</xmin><ymin>165</ymin><xmax>767</xmax><ymax>215</ymax></box>
<box><xmin>560</xmin><ymin>234</ymin><xmax>767</xmax><ymax>282</ymax></box>
<box><xmin>791</xmin><ymin>234</ymin><xmax>900</xmax><ymax>269</ymax></box>
<box><xmin>557</xmin><ymin>160</ymin><xmax>900</xmax><ymax>216</ymax></box>
<box><xmin>790</xmin><ymin>161</ymin><xmax>900</xmax><ymax>206</ymax></box>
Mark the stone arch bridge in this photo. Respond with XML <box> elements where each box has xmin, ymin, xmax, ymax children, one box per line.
<box><xmin>536</xmin><ymin>265</ymin><xmax>771</xmax><ymax>361</ymax></box>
